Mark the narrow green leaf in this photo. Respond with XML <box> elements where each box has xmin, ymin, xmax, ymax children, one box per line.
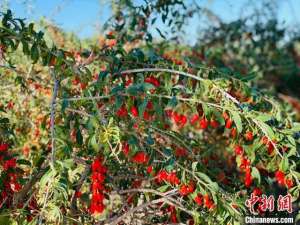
<box><xmin>251</xmin><ymin>167</ymin><xmax>261</xmax><ymax>184</ymax></box>
<box><xmin>231</xmin><ymin>111</ymin><xmax>243</xmax><ymax>133</ymax></box>
<box><xmin>279</xmin><ymin>156</ymin><xmax>289</xmax><ymax>172</ymax></box>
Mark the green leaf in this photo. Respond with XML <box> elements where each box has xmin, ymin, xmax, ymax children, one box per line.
<box><xmin>279</xmin><ymin>156</ymin><xmax>289</xmax><ymax>172</ymax></box>
<box><xmin>167</xmin><ymin>96</ymin><xmax>178</xmax><ymax>108</ymax></box>
<box><xmin>157</xmin><ymin>185</ymin><xmax>169</xmax><ymax>193</ymax></box>
<box><xmin>111</xmin><ymin>84</ymin><xmax>124</xmax><ymax>95</ymax></box>
<box><xmin>165</xmin><ymin>158</ymin><xmax>175</xmax><ymax>172</ymax></box>
<box><xmin>231</xmin><ymin>111</ymin><xmax>242</xmax><ymax>133</ymax></box>
<box><xmin>90</xmin><ymin>134</ymin><xmax>99</xmax><ymax>151</ymax></box>
<box><xmin>192</xmin><ymin>211</ymin><xmax>201</xmax><ymax>224</ymax></box>
<box><xmin>30</xmin><ymin>43</ymin><xmax>39</xmax><ymax>63</ymax></box>
<box><xmin>76</xmin><ymin>129</ymin><xmax>83</xmax><ymax>145</ymax></box>
<box><xmin>240</xmin><ymin>72</ymin><xmax>257</xmax><ymax>81</ymax></box>
<box><xmin>256</xmin><ymin>120</ymin><xmax>275</xmax><ymax>139</ymax></box>
<box><xmin>256</xmin><ymin>114</ymin><xmax>273</xmax><ymax>122</ymax></box>
<box><xmin>138</xmin><ymin>98</ymin><xmax>148</xmax><ymax>118</ymax></box>
<box><xmin>251</xmin><ymin>167</ymin><xmax>261</xmax><ymax>184</ymax></box>
<box><xmin>16</xmin><ymin>159</ymin><xmax>31</xmax><ymax>166</ymax></box>
<box><xmin>146</xmin><ymin>135</ymin><xmax>154</xmax><ymax>145</ymax></box>
<box><xmin>196</xmin><ymin>172</ymin><xmax>213</xmax><ymax>185</ymax></box>
<box><xmin>210</xmin><ymin>182</ymin><xmax>219</xmax><ymax>192</ymax></box>
<box><xmin>192</xmin><ymin>162</ymin><xmax>198</xmax><ymax>172</ymax></box>
<box><xmin>22</xmin><ymin>40</ymin><xmax>29</xmax><ymax>55</ymax></box>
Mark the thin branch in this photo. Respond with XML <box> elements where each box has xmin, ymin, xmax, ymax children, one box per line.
<box><xmin>50</xmin><ymin>77</ymin><xmax>59</xmax><ymax>165</ymax></box>
<box><xmin>0</xmin><ymin>197</ymin><xmax>7</xmax><ymax>209</ymax></box>
<box><xmin>120</xmin><ymin>68</ymin><xmax>205</xmax><ymax>82</ymax></box>
<box><xmin>252</xmin><ymin>119</ymin><xmax>283</xmax><ymax>158</ymax></box>
<box><xmin>65</xmin><ymin>108</ymin><xmax>93</xmax><ymax>117</ymax></box>
<box><xmin>59</xmin><ymin>94</ymin><xmax>113</xmax><ymax>102</ymax></box>
<box><xmin>107</xmin><ymin>198</ymin><xmax>164</xmax><ymax>225</ymax></box>
<box><xmin>107</xmin><ymin>195</ymin><xmax>193</xmax><ymax>225</ymax></box>
<box><xmin>119</xmin><ymin>67</ymin><xmax>241</xmax><ymax>105</ymax></box>
<box><xmin>114</xmin><ymin>188</ymin><xmax>185</xmax><ymax>209</ymax></box>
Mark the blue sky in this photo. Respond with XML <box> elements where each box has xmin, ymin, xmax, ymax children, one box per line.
<box><xmin>2</xmin><ymin>0</ymin><xmax>300</xmax><ymax>44</ymax></box>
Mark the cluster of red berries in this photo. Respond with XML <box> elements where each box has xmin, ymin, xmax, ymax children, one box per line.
<box><xmin>156</xmin><ymin>170</ymin><xmax>180</xmax><ymax>185</ymax></box>
<box><xmin>162</xmin><ymin>52</ymin><xmax>184</xmax><ymax>65</ymax></box>
<box><xmin>275</xmin><ymin>170</ymin><xmax>293</xmax><ymax>189</ymax></box>
<box><xmin>90</xmin><ymin>157</ymin><xmax>107</xmax><ymax>214</ymax></box>
<box><xmin>234</xmin><ymin>145</ymin><xmax>253</xmax><ymax>187</ymax></box>
<box><xmin>261</xmin><ymin>136</ymin><xmax>275</xmax><ymax>155</ymax></box>
<box><xmin>172</xmin><ymin>112</ymin><xmax>188</xmax><ymax>127</ymax></box>
<box><xmin>130</xmin><ymin>105</ymin><xmax>151</xmax><ymax>120</ymax></box>
<box><xmin>179</xmin><ymin>181</ymin><xmax>215</xmax><ymax>210</ymax></box>
<box><xmin>151</xmin><ymin>167</ymin><xmax>215</xmax><ymax>212</ymax></box>
<box><xmin>189</xmin><ymin>114</ymin><xmax>219</xmax><ymax>129</ymax></box>
<box><xmin>116</xmin><ymin>101</ymin><xmax>154</xmax><ymax>122</ymax></box>
<box><xmin>179</xmin><ymin>182</ymin><xmax>195</xmax><ymax>196</ymax></box>
<box><xmin>175</xmin><ymin>147</ymin><xmax>188</xmax><ymax>157</ymax></box>
<box><xmin>122</xmin><ymin>142</ymin><xmax>149</xmax><ymax>164</ymax></box>
<box><xmin>194</xmin><ymin>193</ymin><xmax>215</xmax><ymax>210</ymax></box>
<box><xmin>72</xmin><ymin>76</ymin><xmax>88</xmax><ymax>90</ymax></box>
<box><xmin>168</xmin><ymin>205</ymin><xmax>178</xmax><ymax>223</ymax></box>
<box><xmin>132</xmin><ymin>151</ymin><xmax>149</xmax><ymax>164</ymax></box>
<box><xmin>222</xmin><ymin>112</ymin><xmax>240</xmax><ymax>138</ymax></box>
<box><xmin>116</xmin><ymin>105</ymin><xmax>128</xmax><ymax>117</ymax></box>
<box><xmin>166</xmin><ymin>110</ymin><xmax>220</xmax><ymax>130</ymax></box>
<box><xmin>0</xmin><ymin>143</ymin><xmax>22</xmax><ymax>208</ymax></box>
<box><xmin>249</xmin><ymin>187</ymin><xmax>265</xmax><ymax>214</ymax></box>
<box><xmin>144</xmin><ymin>76</ymin><xmax>160</xmax><ymax>87</ymax></box>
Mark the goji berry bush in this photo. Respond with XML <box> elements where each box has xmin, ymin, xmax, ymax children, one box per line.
<box><xmin>0</xmin><ymin>1</ymin><xmax>300</xmax><ymax>224</ymax></box>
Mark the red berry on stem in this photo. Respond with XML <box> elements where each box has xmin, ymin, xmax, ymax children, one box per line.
<box><xmin>223</xmin><ymin>112</ymin><xmax>230</xmax><ymax>121</ymax></box>
<box><xmin>231</xmin><ymin>127</ymin><xmax>237</xmax><ymax>138</ymax></box>
<box><xmin>252</xmin><ymin>187</ymin><xmax>262</xmax><ymax>196</ymax></box>
<box><xmin>143</xmin><ymin>111</ymin><xmax>151</xmax><ymax>120</ymax></box>
<box><xmin>173</xmin><ymin>112</ymin><xmax>181</xmax><ymax>124</ymax></box>
<box><xmin>122</xmin><ymin>142</ymin><xmax>130</xmax><ymax>156</ymax></box>
<box><xmin>244</xmin><ymin>169</ymin><xmax>252</xmax><ymax>188</ymax></box>
<box><xmin>156</xmin><ymin>170</ymin><xmax>169</xmax><ymax>183</ymax></box>
<box><xmin>190</xmin><ymin>114</ymin><xmax>199</xmax><ymax>125</ymax></box>
<box><xmin>0</xmin><ymin>143</ymin><xmax>9</xmax><ymax>152</ymax></box>
<box><xmin>225</xmin><ymin>119</ymin><xmax>233</xmax><ymax>129</ymax></box>
<box><xmin>132</xmin><ymin>152</ymin><xmax>149</xmax><ymax>164</ymax></box>
<box><xmin>175</xmin><ymin>148</ymin><xmax>188</xmax><ymax>157</ymax></box>
<box><xmin>199</xmin><ymin>117</ymin><xmax>208</xmax><ymax>129</ymax></box>
<box><xmin>146</xmin><ymin>101</ymin><xmax>153</xmax><ymax>110</ymax></box>
<box><xmin>180</xmin><ymin>115</ymin><xmax>187</xmax><ymax>127</ymax></box>
<box><xmin>116</xmin><ymin>106</ymin><xmax>128</xmax><ymax>117</ymax></box>
<box><xmin>210</xmin><ymin>119</ymin><xmax>219</xmax><ymax>128</ymax></box>
<box><xmin>275</xmin><ymin>170</ymin><xmax>285</xmax><ymax>186</ymax></box>
<box><xmin>146</xmin><ymin>165</ymin><xmax>153</xmax><ymax>174</ymax></box>
<box><xmin>131</xmin><ymin>106</ymin><xmax>139</xmax><ymax>117</ymax></box>
<box><xmin>234</xmin><ymin>145</ymin><xmax>244</xmax><ymax>155</ymax></box>
<box><xmin>194</xmin><ymin>194</ymin><xmax>203</xmax><ymax>206</ymax></box>
<box><xmin>168</xmin><ymin>172</ymin><xmax>180</xmax><ymax>185</ymax></box>
<box><xmin>285</xmin><ymin>178</ymin><xmax>294</xmax><ymax>189</ymax></box>
<box><xmin>245</xmin><ymin>131</ymin><xmax>254</xmax><ymax>141</ymax></box>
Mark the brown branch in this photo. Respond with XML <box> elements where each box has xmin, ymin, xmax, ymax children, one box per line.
<box><xmin>50</xmin><ymin>77</ymin><xmax>59</xmax><ymax>165</ymax></box>
<box><xmin>107</xmin><ymin>188</ymin><xmax>194</xmax><ymax>223</ymax></box>
<box><xmin>65</xmin><ymin>108</ymin><xmax>93</xmax><ymax>117</ymax></box>
<box><xmin>106</xmin><ymin>197</ymin><xmax>166</xmax><ymax>225</ymax></box>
